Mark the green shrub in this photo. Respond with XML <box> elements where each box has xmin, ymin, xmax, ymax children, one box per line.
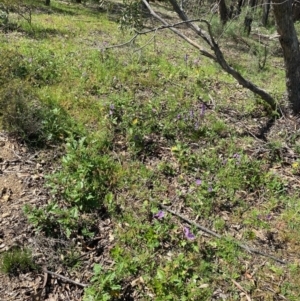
<box><xmin>47</xmin><ymin>136</ymin><xmax>119</xmax><ymax>210</ymax></box>
<box><xmin>0</xmin><ymin>80</ymin><xmax>45</xmax><ymax>142</ymax></box>
<box><xmin>0</xmin><ymin>80</ymin><xmax>78</xmax><ymax>145</ymax></box>
<box><xmin>0</xmin><ymin>248</ymin><xmax>37</xmax><ymax>275</ymax></box>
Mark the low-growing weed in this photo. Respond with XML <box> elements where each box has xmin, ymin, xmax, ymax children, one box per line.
<box><xmin>84</xmin><ymin>263</ymin><xmax>123</xmax><ymax>301</ymax></box>
<box><xmin>0</xmin><ymin>248</ymin><xmax>37</xmax><ymax>276</ymax></box>
<box><xmin>47</xmin><ymin>136</ymin><xmax>119</xmax><ymax>210</ymax></box>
<box><xmin>24</xmin><ymin>202</ymin><xmax>80</xmax><ymax>238</ymax></box>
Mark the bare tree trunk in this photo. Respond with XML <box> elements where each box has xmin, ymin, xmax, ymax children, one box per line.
<box><xmin>219</xmin><ymin>0</ymin><xmax>228</xmax><ymax>25</ymax></box>
<box><xmin>273</xmin><ymin>0</ymin><xmax>300</xmax><ymax>113</ymax></box>
<box><xmin>249</xmin><ymin>0</ymin><xmax>257</xmax><ymax>8</ymax></box>
<box><xmin>292</xmin><ymin>0</ymin><xmax>300</xmax><ymax>21</ymax></box>
<box><xmin>262</xmin><ymin>0</ymin><xmax>270</xmax><ymax>26</ymax></box>
<box><xmin>237</xmin><ymin>0</ymin><xmax>245</xmax><ymax>15</ymax></box>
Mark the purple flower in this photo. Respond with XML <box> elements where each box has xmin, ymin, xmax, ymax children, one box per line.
<box><xmin>184</xmin><ymin>227</ymin><xmax>195</xmax><ymax>240</ymax></box>
<box><xmin>233</xmin><ymin>153</ymin><xmax>241</xmax><ymax>165</ymax></box>
<box><xmin>266</xmin><ymin>214</ymin><xmax>272</xmax><ymax>220</ymax></box>
<box><xmin>200</xmin><ymin>103</ymin><xmax>206</xmax><ymax>116</ymax></box>
<box><xmin>109</xmin><ymin>104</ymin><xmax>115</xmax><ymax>116</ymax></box>
<box><xmin>195</xmin><ymin>179</ymin><xmax>202</xmax><ymax>186</ymax></box>
<box><xmin>208</xmin><ymin>185</ymin><xmax>212</xmax><ymax>192</ymax></box>
<box><xmin>177</xmin><ymin>114</ymin><xmax>181</xmax><ymax>120</ymax></box>
<box><xmin>154</xmin><ymin>211</ymin><xmax>165</xmax><ymax>220</ymax></box>
<box><xmin>233</xmin><ymin>153</ymin><xmax>241</xmax><ymax>159</ymax></box>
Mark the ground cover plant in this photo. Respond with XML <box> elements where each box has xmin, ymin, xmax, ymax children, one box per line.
<box><xmin>1</xmin><ymin>0</ymin><xmax>300</xmax><ymax>300</ymax></box>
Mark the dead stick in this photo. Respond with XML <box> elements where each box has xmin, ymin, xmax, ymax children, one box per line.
<box><xmin>43</xmin><ymin>267</ymin><xmax>88</xmax><ymax>288</ymax></box>
<box><xmin>160</xmin><ymin>204</ymin><xmax>286</xmax><ymax>264</ymax></box>
<box><xmin>231</xmin><ymin>279</ymin><xmax>252</xmax><ymax>301</ymax></box>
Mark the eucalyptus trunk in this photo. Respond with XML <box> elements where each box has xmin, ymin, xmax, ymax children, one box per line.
<box><xmin>273</xmin><ymin>0</ymin><xmax>300</xmax><ymax>113</ymax></box>
<box><xmin>262</xmin><ymin>0</ymin><xmax>270</xmax><ymax>26</ymax></box>
<box><xmin>218</xmin><ymin>0</ymin><xmax>228</xmax><ymax>25</ymax></box>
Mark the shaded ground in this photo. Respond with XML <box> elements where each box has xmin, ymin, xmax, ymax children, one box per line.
<box><xmin>0</xmin><ymin>133</ymin><xmax>114</xmax><ymax>301</ymax></box>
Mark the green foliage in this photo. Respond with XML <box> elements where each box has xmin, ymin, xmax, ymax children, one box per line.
<box><xmin>0</xmin><ymin>80</ymin><xmax>44</xmax><ymax>142</ymax></box>
<box><xmin>0</xmin><ymin>80</ymin><xmax>78</xmax><ymax>145</ymax></box>
<box><xmin>0</xmin><ymin>47</ymin><xmax>76</xmax><ymax>145</ymax></box>
<box><xmin>84</xmin><ymin>264</ymin><xmax>123</xmax><ymax>301</ymax></box>
<box><xmin>47</xmin><ymin>136</ymin><xmax>118</xmax><ymax>210</ymax></box>
<box><xmin>0</xmin><ymin>248</ymin><xmax>37</xmax><ymax>275</ymax></box>
<box><xmin>120</xmin><ymin>0</ymin><xmax>144</xmax><ymax>30</ymax></box>
<box><xmin>6</xmin><ymin>2</ymin><xmax>300</xmax><ymax>300</ymax></box>
<box><xmin>0</xmin><ymin>48</ymin><xmax>61</xmax><ymax>86</ymax></box>
<box><xmin>0</xmin><ymin>0</ymin><xmax>38</xmax><ymax>28</ymax></box>
<box><xmin>24</xmin><ymin>202</ymin><xmax>81</xmax><ymax>238</ymax></box>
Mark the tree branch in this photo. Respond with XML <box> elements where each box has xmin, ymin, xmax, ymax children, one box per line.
<box><xmin>141</xmin><ymin>0</ymin><xmax>217</xmax><ymax>61</ymax></box>
<box><xmin>43</xmin><ymin>267</ymin><xmax>88</xmax><ymax>288</ymax></box>
<box><xmin>143</xmin><ymin>0</ymin><xmax>277</xmax><ymax>111</ymax></box>
<box><xmin>160</xmin><ymin>204</ymin><xmax>287</xmax><ymax>265</ymax></box>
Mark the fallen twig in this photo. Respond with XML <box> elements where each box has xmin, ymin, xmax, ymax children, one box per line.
<box><xmin>160</xmin><ymin>204</ymin><xmax>287</xmax><ymax>264</ymax></box>
<box><xmin>43</xmin><ymin>267</ymin><xmax>88</xmax><ymax>288</ymax></box>
<box><xmin>231</xmin><ymin>279</ymin><xmax>252</xmax><ymax>301</ymax></box>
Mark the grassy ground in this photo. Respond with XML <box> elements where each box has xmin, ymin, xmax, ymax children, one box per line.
<box><xmin>1</xmin><ymin>1</ymin><xmax>300</xmax><ymax>300</ymax></box>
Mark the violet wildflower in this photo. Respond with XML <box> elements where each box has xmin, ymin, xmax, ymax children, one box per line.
<box><xmin>208</xmin><ymin>185</ymin><xmax>212</xmax><ymax>192</ymax></box>
<box><xmin>184</xmin><ymin>227</ymin><xmax>195</xmax><ymax>240</ymax></box>
<box><xmin>266</xmin><ymin>214</ymin><xmax>272</xmax><ymax>220</ymax></box>
<box><xmin>200</xmin><ymin>103</ymin><xmax>206</xmax><ymax>116</ymax></box>
<box><xmin>233</xmin><ymin>153</ymin><xmax>241</xmax><ymax>159</ymax></box>
<box><xmin>195</xmin><ymin>179</ymin><xmax>202</xmax><ymax>186</ymax></box>
<box><xmin>177</xmin><ymin>114</ymin><xmax>181</xmax><ymax>120</ymax></box>
<box><xmin>154</xmin><ymin>211</ymin><xmax>165</xmax><ymax>220</ymax></box>
<box><xmin>109</xmin><ymin>104</ymin><xmax>115</xmax><ymax>116</ymax></box>
<box><xmin>233</xmin><ymin>153</ymin><xmax>241</xmax><ymax>164</ymax></box>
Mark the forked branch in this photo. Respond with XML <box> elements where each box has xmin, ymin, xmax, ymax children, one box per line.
<box><xmin>142</xmin><ymin>0</ymin><xmax>277</xmax><ymax>112</ymax></box>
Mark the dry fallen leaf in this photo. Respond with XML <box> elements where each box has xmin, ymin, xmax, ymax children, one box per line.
<box><xmin>131</xmin><ymin>276</ymin><xmax>144</xmax><ymax>287</ymax></box>
<box><xmin>199</xmin><ymin>283</ymin><xmax>209</xmax><ymax>288</ymax></box>
<box><xmin>0</xmin><ymin>194</ymin><xmax>11</xmax><ymax>202</ymax></box>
